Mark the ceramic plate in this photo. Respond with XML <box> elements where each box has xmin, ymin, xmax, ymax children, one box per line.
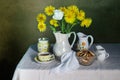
<box><xmin>34</xmin><ymin>56</ymin><xmax>55</xmax><ymax>64</ymax></box>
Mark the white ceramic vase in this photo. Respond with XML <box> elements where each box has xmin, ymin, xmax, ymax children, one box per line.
<box><xmin>53</xmin><ymin>31</ymin><xmax>76</xmax><ymax>59</ymax></box>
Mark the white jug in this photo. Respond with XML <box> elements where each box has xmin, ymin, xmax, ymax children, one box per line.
<box><xmin>53</xmin><ymin>31</ymin><xmax>76</xmax><ymax>59</ymax></box>
<box><xmin>77</xmin><ymin>32</ymin><xmax>94</xmax><ymax>50</ymax></box>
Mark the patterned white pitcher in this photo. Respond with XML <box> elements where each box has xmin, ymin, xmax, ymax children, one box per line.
<box><xmin>77</xmin><ymin>32</ymin><xmax>94</xmax><ymax>50</ymax></box>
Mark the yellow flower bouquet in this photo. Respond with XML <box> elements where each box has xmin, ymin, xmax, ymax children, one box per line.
<box><xmin>36</xmin><ymin>5</ymin><xmax>92</xmax><ymax>33</ymax></box>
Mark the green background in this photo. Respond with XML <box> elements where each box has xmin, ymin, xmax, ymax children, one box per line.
<box><xmin>0</xmin><ymin>0</ymin><xmax>120</xmax><ymax>79</ymax></box>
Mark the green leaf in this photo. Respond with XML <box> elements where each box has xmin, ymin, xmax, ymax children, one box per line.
<box><xmin>50</xmin><ymin>26</ymin><xmax>56</xmax><ymax>32</ymax></box>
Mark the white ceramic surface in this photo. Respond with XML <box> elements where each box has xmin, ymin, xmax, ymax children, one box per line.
<box><xmin>95</xmin><ymin>45</ymin><xmax>109</xmax><ymax>62</ymax></box>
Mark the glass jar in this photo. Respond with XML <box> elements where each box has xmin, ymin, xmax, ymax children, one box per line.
<box><xmin>37</xmin><ymin>38</ymin><xmax>49</xmax><ymax>53</ymax></box>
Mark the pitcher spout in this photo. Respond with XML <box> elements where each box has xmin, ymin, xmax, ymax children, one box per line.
<box><xmin>77</xmin><ymin>32</ymin><xmax>86</xmax><ymax>38</ymax></box>
<box><xmin>53</xmin><ymin>31</ymin><xmax>61</xmax><ymax>42</ymax></box>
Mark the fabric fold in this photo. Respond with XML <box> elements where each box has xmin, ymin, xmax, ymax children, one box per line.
<box><xmin>51</xmin><ymin>50</ymin><xmax>80</xmax><ymax>73</ymax></box>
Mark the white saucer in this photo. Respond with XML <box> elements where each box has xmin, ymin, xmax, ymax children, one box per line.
<box><xmin>34</xmin><ymin>56</ymin><xmax>55</xmax><ymax>64</ymax></box>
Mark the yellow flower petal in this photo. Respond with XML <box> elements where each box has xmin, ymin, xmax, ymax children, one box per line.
<box><xmin>67</xmin><ymin>5</ymin><xmax>79</xmax><ymax>14</ymax></box>
<box><xmin>77</xmin><ymin>10</ymin><xmax>85</xmax><ymax>21</ymax></box>
<box><xmin>59</xmin><ymin>6</ymin><xmax>67</xmax><ymax>13</ymax></box>
<box><xmin>38</xmin><ymin>22</ymin><xmax>46</xmax><ymax>32</ymax></box>
<box><xmin>44</xmin><ymin>5</ymin><xmax>55</xmax><ymax>16</ymax></box>
<box><xmin>64</xmin><ymin>10</ymin><xmax>76</xmax><ymax>24</ymax></box>
<box><xmin>81</xmin><ymin>18</ymin><xmax>92</xmax><ymax>28</ymax></box>
<box><xmin>36</xmin><ymin>13</ymin><xmax>46</xmax><ymax>22</ymax></box>
<box><xmin>50</xmin><ymin>19</ymin><xmax>58</xmax><ymax>27</ymax></box>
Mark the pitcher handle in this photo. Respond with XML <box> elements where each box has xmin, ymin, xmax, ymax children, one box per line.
<box><xmin>69</xmin><ymin>32</ymin><xmax>76</xmax><ymax>48</ymax></box>
<box><xmin>87</xmin><ymin>35</ymin><xmax>94</xmax><ymax>48</ymax></box>
<box><xmin>105</xmin><ymin>53</ymin><xmax>109</xmax><ymax>59</ymax></box>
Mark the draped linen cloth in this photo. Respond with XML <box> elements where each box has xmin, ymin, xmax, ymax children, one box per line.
<box><xmin>51</xmin><ymin>50</ymin><xmax>80</xmax><ymax>73</ymax></box>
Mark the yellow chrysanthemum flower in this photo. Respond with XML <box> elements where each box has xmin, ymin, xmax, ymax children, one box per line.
<box><xmin>80</xmin><ymin>18</ymin><xmax>92</xmax><ymax>28</ymax></box>
<box><xmin>64</xmin><ymin>10</ymin><xmax>76</xmax><ymax>24</ymax></box>
<box><xmin>59</xmin><ymin>7</ymin><xmax>67</xmax><ymax>13</ymax></box>
<box><xmin>67</xmin><ymin>5</ymin><xmax>79</xmax><ymax>14</ymax></box>
<box><xmin>36</xmin><ymin>13</ymin><xmax>46</xmax><ymax>22</ymax></box>
<box><xmin>44</xmin><ymin>5</ymin><xmax>55</xmax><ymax>16</ymax></box>
<box><xmin>77</xmin><ymin>10</ymin><xmax>85</xmax><ymax>21</ymax></box>
<box><xmin>38</xmin><ymin>22</ymin><xmax>46</xmax><ymax>32</ymax></box>
<box><xmin>36</xmin><ymin>5</ymin><xmax>92</xmax><ymax>33</ymax></box>
<box><xmin>50</xmin><ymin>19</ymin><xmax>58</xmax><ymax>27</ymax></box>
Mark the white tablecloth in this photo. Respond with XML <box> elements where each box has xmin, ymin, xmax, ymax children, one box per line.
<box><xmin>12</xmin><ymin>44</ymin><xmax>120</xmax><ymax>80</ymax></box>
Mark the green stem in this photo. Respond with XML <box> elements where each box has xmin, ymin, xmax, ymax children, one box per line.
<box><xmin>61</xmin><ymin>19</ymin><xmax>65</xmax><ymax>33</ymax></box>
<box><xmin>66</xmin><ymin>24</ymin><xmax>70</xmax><ymax>33</ymax></box>
<box><xmin>68</xmin><ymin>23</ymin><xmax>77</xmax><ymax>33</ymax></box>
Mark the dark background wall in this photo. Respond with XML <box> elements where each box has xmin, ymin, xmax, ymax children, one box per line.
<box><xmin>0</xmin><ymin>0</ymin><xmax>120</xmax><ymax>79</ymax></box>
